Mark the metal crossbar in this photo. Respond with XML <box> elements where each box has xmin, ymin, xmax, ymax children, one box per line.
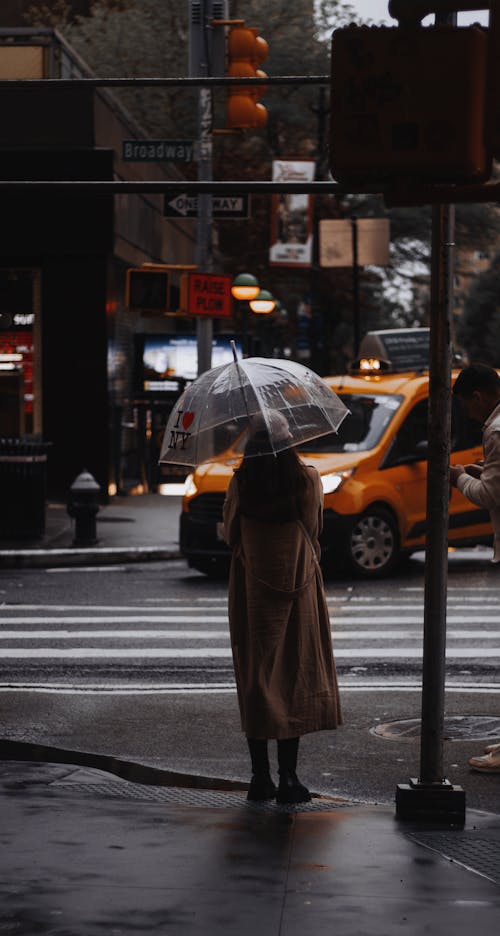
<box><xmin>0</xmin><ymin>75</ymin><xmax>328</xmax><ymax>90</ymax></box>
<box><xmin>0</xmin><ymin>180</ymin><xmax>362</xmax><ymax>194</ymax></box>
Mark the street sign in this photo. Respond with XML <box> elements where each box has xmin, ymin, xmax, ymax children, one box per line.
<box><xmin>187</xmin><ymin>273</ymin><xmax>232</xmax><ymax>318</ymax></box>
<box><xmin>122</xmin><ymin>140</ymin><xmax>195</xmax><ymax>162</ymax></box>
<box><xmin>164</xmin><ymin>193</ymin><xmax>250</xmax><ymax>219</ymax></box>
<box><xmin>319</xmin><ymin>218</ymin><xmax>390</xmax><ymax>267</ymax></box>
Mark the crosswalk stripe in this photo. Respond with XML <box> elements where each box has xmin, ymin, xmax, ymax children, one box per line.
<box><xmin>0</xmin><ymin>680</ymin><xmax>498</xmax><ymax>693</ymax></box>
<box><xmin>2</xmin><ymin>647</ymin><xmax>500</xmax><ymax>658</ymax></box>
<box><xmin>4</xmin><ymin>601</ymin><xmax>500</xmax><ymax>611</ymax></box>
<box><xmin>0</xmin><ymin>628</ymin><xmax>499</xmax><ymax>641</ymax></box>
<box><xmin>2</xmin><ymin>615</ymin><xmax>500</xmax><ymax>627</ymax></box>
<box><xmin>0</xmin><ymin>615</ymin><xmax>228</xmax><ymax>624</ymax></box>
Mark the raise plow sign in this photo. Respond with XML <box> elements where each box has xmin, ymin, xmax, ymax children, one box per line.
<box><xmin>187</xmin><ymin>273</ymin><xmax>232</xmax><ymax>318</ymax></box>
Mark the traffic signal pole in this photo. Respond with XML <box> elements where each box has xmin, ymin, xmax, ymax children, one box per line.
<box><xmin>395</xmin><ymin>2</ymin><xmax>465</xmax><ymax>825</ymax></box>
<box><xmin>196</xmin><ymin>80</ymin><xmax>214</xmax><ymax>376</ymax></box>
<box><xmin>190</xmin><ymin>1</ymin><xmax>214</xmax><ymax>376</ymax></box>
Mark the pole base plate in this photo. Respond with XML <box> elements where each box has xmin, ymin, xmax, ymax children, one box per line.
<box><xmin>396</xmin><ymin>779</ymin><xmax>466</xmax><ymax>826</ymax></box>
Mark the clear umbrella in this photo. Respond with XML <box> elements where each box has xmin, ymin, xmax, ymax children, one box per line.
<box><xmin>159</xmin><ymin>343</ymin><xmax>350</xmax><ymax>467</ymax></box>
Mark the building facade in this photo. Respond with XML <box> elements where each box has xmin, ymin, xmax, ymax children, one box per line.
<box><xmin>0</xmin><ymin>28</ymin><xmax>197</xmax><ymax>497</ymax></box>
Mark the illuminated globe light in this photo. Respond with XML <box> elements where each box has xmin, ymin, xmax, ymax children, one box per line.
<box><xmin>231</xmin><ymin>273</ymin><xmax>260</xmax><ymax>301</ymax></box>
<box><xmin>249</xmin><ymin>289</ymin><xmax>276</xmax><ymax>314</ymax></box>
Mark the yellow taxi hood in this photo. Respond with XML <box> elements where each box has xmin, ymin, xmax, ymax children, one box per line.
<box><xmin>325</xmin><ymin>372</ymin><xmax>427</xmax><ymax>395</ymax></box>
<box><xmin>299</xmin><ymin>450</ymin><xmax>366</xmax><ymax>474</ymax></box>
<box><xmin>190</xmin><ymin>459</ymin><xmax>238</xmax><ymax>493</ymax></box>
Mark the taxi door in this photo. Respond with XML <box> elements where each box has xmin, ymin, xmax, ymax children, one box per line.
<box><xmin>380</xmin><ymin>397</ymin><xmax>429</xmax><ymax>547</ymax></box>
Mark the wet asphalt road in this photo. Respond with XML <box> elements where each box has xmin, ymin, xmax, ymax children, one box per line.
<box><xmin>0</xmin><ymin>549</ymin><xmax>499</xmax><ymax>813</ymax></box>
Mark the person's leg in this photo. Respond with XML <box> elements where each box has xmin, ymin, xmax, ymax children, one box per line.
<box><xmin>276</xmin><ymin>737</ymin><xmax>311</xmax><ymax>804</ymax></box>
<box><xmin>246</xmin><ymin>737</ymin><xmax>277</xmax><ymax>800</ymax></box>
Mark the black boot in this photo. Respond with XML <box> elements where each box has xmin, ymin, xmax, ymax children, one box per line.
<box><xmin>277</xmin><ymin>737</ymin><xmax>311</xmax><ymax>804</ymax></box>
<box><xmin>246</xmin><ymin>737</ymin><xmax>277</xmax><ymax>801</ymax></box>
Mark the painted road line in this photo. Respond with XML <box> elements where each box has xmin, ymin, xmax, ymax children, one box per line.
<box><xmin>2</xmin><ymin>647</ymin><xmax>500</xmax><ymax>658</ymax></box>
<box><xmin>0</xmin><ymin>615</ymin><xmax>228</xmax><ymax>624</ymax></box>
<box><xmin>4</xmin><ymin>601</ymin><xmax>500</xmax><ymax>612</ymax></box>
<box><xmin>2</xmin><ymin>614</ymin><xmax>500</xmax><ymax>626</ymax></box>
<box><xmin>1</xmin><ymin>628</ymin><xmax>500</xmax><ymax>641</ymax></box>
<box><xmin>0</xmin><ymin>682</ymin><xmax>500</xmax><ymax>695</ymax></box>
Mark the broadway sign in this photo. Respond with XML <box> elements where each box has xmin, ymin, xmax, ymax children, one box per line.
<box><xmin>122</xmin><ymin>140</ymin><xmax>195</xmax><ymax>162</ymax></box>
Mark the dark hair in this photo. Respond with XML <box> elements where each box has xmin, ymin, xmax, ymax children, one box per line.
<box><xmin>453</xmin><ymin>364</ymin><xmax>500</xmax><ymax>399</ymax></box>
<box><xmin>235</xmin><ymin>446</ymin><xmax>311</xmax><ymax>523</ymax></box>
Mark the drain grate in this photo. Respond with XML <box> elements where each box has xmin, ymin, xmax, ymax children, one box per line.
<box><xmin>51</xmin><ymin>779</ymin><xmax>348</xmax><ymax>811</ymax></box>
<box><xmin>408</xmin><ymin>830</ymin><xmax>500</xmax><ymax>886</ymax></box>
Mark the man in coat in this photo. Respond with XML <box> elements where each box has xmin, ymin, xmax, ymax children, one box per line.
<box><xmin>450</xmin><ymin>363</ymin><xmax>500</xmax><ymax>773</ymax></box>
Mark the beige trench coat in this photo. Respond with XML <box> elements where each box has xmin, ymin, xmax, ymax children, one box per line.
<box><xmin>223</xmin><ymin>465</ymin><xmax>342</xmax><ymax>740</ymax></box>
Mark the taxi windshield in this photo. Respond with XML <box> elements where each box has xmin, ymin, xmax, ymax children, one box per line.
<box><xmin>299</xmin><ymin>393</ymin><xmax>403</xmax><ymax>453</ymax></box>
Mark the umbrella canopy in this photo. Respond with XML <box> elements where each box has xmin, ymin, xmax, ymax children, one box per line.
<box><xmin>159</xmin><ymin>353</ymin><xmax>350</xmax><ymax>468</ymax></box>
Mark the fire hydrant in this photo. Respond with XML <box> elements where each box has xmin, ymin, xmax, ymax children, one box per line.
<box><xmin>67</xmin><ymin>469</ymin><xmax>100</xmax><ymax>546</ymax></box>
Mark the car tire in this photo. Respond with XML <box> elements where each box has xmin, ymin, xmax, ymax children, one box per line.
<box><xmin>345</xmin><ymin>507</ymin><xmax>399</xmax><ymax>578</ymax></box>
<box><xmin>189</xmin><ymin>557</ymin><xmax>230</xmax><ymax>579</ymax></box>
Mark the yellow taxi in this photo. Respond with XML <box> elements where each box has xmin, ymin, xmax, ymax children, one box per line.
<box><xmin>180</xmin><ymin>329</ymin><xmax>492</xmax><ymax>578</ymax></box>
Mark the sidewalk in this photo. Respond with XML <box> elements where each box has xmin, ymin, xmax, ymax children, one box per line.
<box><xmin>0</xmin><ymin>492</ymin><xmax>183</xmax><ymax>567</ymax></box>
<box><xmin>1</xmin><ymin>748</ymin><xmax>499</xmax><ymax>935</ymax></box>
<box><xmin>2</xmin><ymin>498</ymin><xmax>500</xmax><ymax>931</ymax></box>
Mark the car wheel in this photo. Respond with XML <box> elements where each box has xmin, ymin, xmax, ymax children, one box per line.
<box><xmin>189</xmin><ymin>557</ymin><xmax>230</xmax><ymax>579</ymax></box>
<box><xmin>345</xmin><ymin>508</ymin><xmax>399</xmax><ymax>578</ymax></box>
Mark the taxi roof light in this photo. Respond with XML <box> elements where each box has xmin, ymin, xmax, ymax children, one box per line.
<box><xmin>349</xmin><ymin>357</ymin><xmax>391</xmax><ymax>375</ymax></box>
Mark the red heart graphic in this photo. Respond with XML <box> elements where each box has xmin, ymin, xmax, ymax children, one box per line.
<box><xmin>182</xmin><ymin>411</ymin><xmax>195</xmax><ymax>430</ymax></box>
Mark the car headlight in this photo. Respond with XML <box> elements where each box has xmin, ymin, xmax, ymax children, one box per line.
<box><xmin>320</xmin><ymin>468</ymin><xmax>355</xmax><ymax>495</ymax></box>
<box><xmin>183</xmin><ymin>473</ymin><xmax>198</xmax><ymax>497</ymax></box>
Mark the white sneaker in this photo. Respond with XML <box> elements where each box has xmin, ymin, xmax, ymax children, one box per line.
<box><xmin>484</xmin><ymin>742</ymin><xmax>500</xmax><ymax>754</ymax></box>
<box><xmin>469</xmin><ymin>750</ymin><xmax>500</xmax><ymax>772</ymax></box>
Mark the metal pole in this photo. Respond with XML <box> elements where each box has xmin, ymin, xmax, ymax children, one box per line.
<box><xmin>420</xmin><ymin>201</ymin><xmax>454</xmax><ymax>782</ymax></box>
<box><xmin>351</xmin><ymin>218</ymin><xmax>360</xmax><ymax>356</ymax></box>
<box><xmin>190</xmin><ymin>0</ymin><xmax>213</xmax><ymax>376</ymax></box>
<box><xmin>241</xmin><ymin>302</ymin><xmax>248</xmax><ymax>357</ymax></box>
<box><xmin>420</xmin><ymin>5</ymin><xmax>456</xmax><ymax>785</ymax></box>
<box><xmin>396</xmin><ymin>6</ymin><xmax>465</xmax><ymax>824</ymax></box>
<box><xmin>196</xmin><ymin>82</ymin><xmax>213</xmax><ymax>375</ymax></box>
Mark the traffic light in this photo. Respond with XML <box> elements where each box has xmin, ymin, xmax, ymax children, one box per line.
<box><xmin>226</xmin><ymin>25</ymin><xmax>269</xmax><ymax>130</ymax></box>
<box><xmin>329</xmin><ymin>25</ymin><xmax>491</xmax><ymax>184</ymax></box>
<box><xmin>126</xmin><ymin>268</ymin><xmax>170</xmax><ymax>314</ymax></box>
<box><xmin>0</xmin><ymin>312</ymin><xmax>13</xmax><ymax>329</ymax></box>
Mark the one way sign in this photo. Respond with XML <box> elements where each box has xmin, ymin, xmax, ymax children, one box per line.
<box><xmin>164</xmin><ymin>194</ymin><xmax>250</xmax><ymax>220</ymax></box>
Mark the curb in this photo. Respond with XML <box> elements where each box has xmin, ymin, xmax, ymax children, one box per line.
<box><xmin>0</xmin><ymin>739</ymin><xmax>248</xmax><ymax>792</ymax></box>
<box><xmin>0</xmin><ymin>546</ymin><xmax>182</xmax><ymax>569</ymax></box>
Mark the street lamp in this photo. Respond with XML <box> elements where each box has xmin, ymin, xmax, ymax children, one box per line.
<box><xmin>231</xmin><ymin>273</ymin><xmax>260</xmax><ymax>301</ymax></box>
<box><xmin>231</xmin><ymin>273</ymin><xmax>260</xmax><ymax>357</ymax></box>
<box><xmin>249</xmin><ymin>289</ymin><xmax>276</xmax><ymax>315</ymax></box>
<box><xmin>249</xmin><ymin>290</ymin><xmax>276</xmax><ymax>356</ymax></box>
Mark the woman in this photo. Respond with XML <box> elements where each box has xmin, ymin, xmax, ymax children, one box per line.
<box><xmin>223</xmin><ymin>411</ymin><xmax>342</xmax><ymax>804</ymax></box>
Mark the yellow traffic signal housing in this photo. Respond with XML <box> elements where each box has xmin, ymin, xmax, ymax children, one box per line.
<box><xmin>126</xmin><ymin>268</ymin><xmax>170</xmax><ymax>314</ymax></box>
<box><xmin>226</xmin><ymin>25</ymin><xmax>269</xmax><ymax>130</ymax></box>
<box><xmin>330</xmin><ymin>25</ymin><xmax>491</xmax><ymax>184</ymax></box>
